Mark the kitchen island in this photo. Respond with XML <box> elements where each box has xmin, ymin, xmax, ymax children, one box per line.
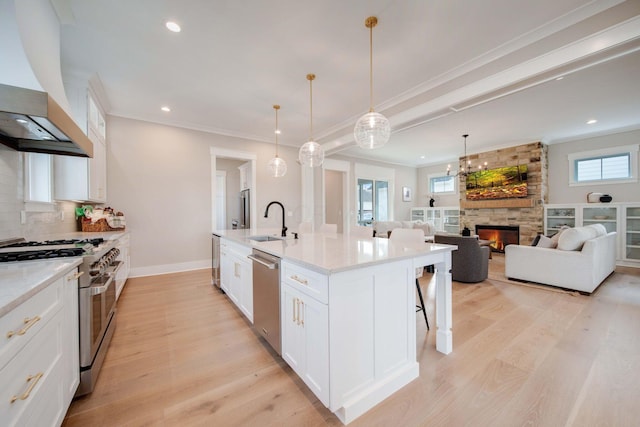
<box><xmin>216</xmin><ymin>229</ymin><xmax>456</xmax><ymax>424</ymax></box>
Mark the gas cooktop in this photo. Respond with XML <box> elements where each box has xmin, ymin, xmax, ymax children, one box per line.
<box><xmin>0</xmin><ymin>237</ymin><xmax>106</xmax><ymax>262</ymax></box>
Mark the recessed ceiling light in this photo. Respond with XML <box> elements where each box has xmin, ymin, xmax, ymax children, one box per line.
<box><xmin>165</xmin><ymin>21</ymin><xmax>181</xmax><ymax>33</ymax></box>
<box><xmin>15</xmin><ymin>118</ymin><xmax>28</xmax><ymax>124</ymax></box>
<box><xmin>161</xmin><ymin>106</ymin><xmax>171</xmax><ymax>112</ymax></box>
<box><xmin>420</xmin><ymin>155</ymin><xmax>426</xmax><ymax>159</ymax></box>
<box><xmin>587</xmin><ymin>119</ymin><xmax>597</xmax><ymax>124</ymax></box>
<box><xmin>275</xmin><ymin>129</ymin><xmax>281</xmax><ymax>135</ymax></box>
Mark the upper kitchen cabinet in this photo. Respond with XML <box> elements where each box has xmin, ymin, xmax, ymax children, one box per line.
<box><xmin>54</xmin><ymin>87</ymin><xmax>107</xmax><ymax>202</ymax></box>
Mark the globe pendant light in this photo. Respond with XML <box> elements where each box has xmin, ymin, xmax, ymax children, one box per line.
<box><xmin>298</xmin><ymin>73</ymin><xmax>324</xmax><ymax>167</ymax></box>
<box><xmin>354</xmin><ymin>16</ymin><xmax>390</xmax><ymax>149</ymax></box>
<box><xmin>268</xmin><ymin>105</ymin><xmax>287</xmax><ymax>177</ymax></box>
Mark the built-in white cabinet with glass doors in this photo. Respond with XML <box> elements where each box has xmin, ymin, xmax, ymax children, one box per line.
<box><xmin>544</xmin><ymin>203</ymin><xmax>639</xmax><ymax>267</ymax></box>
<box><xmin>622</xmin><ymin>205</ymin><xmax>640</xmax><ymax>266</ymax></box>
<box><xmin>409</xmin><ymin>207</ymin><xmax>459</xmax><ymax>233</ymax></box>
<box><xmin>54</xmin><ymin>89</ymin><xmax>107</xmax><ymax>203</ymax></box>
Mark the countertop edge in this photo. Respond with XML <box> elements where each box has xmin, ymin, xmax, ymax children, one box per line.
<box><xmin>0</xmin><ymin>258</ymin><xmax>83</xmax><ymax>318</ymax></box>
<box><xmin>216</xmin><ymin>229</ymin><xmax>457</xmax><ymax>275</ymax></box>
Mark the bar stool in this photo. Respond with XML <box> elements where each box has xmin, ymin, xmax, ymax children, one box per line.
<box><xmin>389</xmin><ymin>228</ymin><xmax>430</xmax><ymax>330</ymax></box>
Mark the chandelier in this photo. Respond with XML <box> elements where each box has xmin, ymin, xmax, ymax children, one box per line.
<box><xmin>268</xmin><ymin>105</ymin><xmax>287</xmax><ymax>177</ymax></box>
<box><xmin>354</xmin><ymin>16</ymin><xmax>390</xmax><ymax>149</ymax></box>
<box><xmin>298</xmin><ymin>74</ymin><xmax>325</xmax><ymax>167</ymax></box>
<box><xmin>447</xmin><ymin>134</ymin><xmax>488</xmax><ymax>177</ymax></box>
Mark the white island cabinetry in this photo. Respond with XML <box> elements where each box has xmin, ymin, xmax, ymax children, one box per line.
<box><xmin>0</xmin><ymin>264</ymin><xmax>80</xmax><ymax>427</ymax></box>
<box><xmin>219</xmin><ymin>239</ymin><xmax>253</xmax><ymax>322</ymax></box>
<box><xmin>281</xmin><ymin>262</ymin><xmax>329</xmax><ymax>405</ymax></box>
<box><xmin>215</xmin><ymin>229</ymin><xmax>454</xmax><ymax>424</ymax></box>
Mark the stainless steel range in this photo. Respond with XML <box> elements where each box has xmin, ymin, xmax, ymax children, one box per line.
<box><xmin>0</xmin><ymin>237</ymin><xmax>122</xmax><ymax>396</ymax></box>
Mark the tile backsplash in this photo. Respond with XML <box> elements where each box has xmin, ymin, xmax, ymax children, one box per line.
<box><xmin>0</xmin><ymin>147</ymin><xmax>79</xmax><ymax>239</ymax></box>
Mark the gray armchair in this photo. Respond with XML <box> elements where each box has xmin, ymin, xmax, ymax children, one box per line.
<box><xmin>433</xmin><ymin>234</ymin><xmax>490</xmax><ymax>283</ymax></box>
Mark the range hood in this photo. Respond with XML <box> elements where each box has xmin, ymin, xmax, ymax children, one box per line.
<box><xmin>0</xmin><ymin>83</ymin><xmax>93</xmax><ymax>157</ymax></box>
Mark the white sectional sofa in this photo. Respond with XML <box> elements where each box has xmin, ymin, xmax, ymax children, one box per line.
<box><xmin>505</xmin><ymin>224</ymin><xmax>617</xmax><ymax>294</ymax></box>
<box><xmin>372</xmin><ymin>220</ymin><xmax>435</xmax><ymax>238</ymax></box>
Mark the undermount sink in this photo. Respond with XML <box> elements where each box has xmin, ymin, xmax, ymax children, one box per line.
<box><xmin>248</xmin><ymin>235</ymin><xmax>283</xmax><ymax>242</ymax></box>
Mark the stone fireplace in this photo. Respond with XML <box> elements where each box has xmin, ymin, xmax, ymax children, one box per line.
<box><xmin>458</xmin><ymin>142</ymin><xmax>548</xmax><ymax>245</ymax></box>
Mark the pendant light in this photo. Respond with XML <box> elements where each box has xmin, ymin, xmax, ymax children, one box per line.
<box><xmin>298</xmin><ymin>73</ymin><xmax>324</xmax><ymax>167</ymax></box>
<box><xmin>354</xmin><ymin>16</ymin><xmax>390</xmax><ymax>149</ymax></box>
<box><xmin>446</xmin><ymin>134</ymin><xmax>488</xmax><ymax>177</ymax></box>
<box><xmin>267</xmin><ymin>105</ymin><xmax>287</xmax><ymax>177</ymax></box>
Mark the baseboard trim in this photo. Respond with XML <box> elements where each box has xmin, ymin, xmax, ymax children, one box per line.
<box><xmin>130</xmin><ymin>259</ymin><xmax>210</xmax><ymax>278</ymax></box>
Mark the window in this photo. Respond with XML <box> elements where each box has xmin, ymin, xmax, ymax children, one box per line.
<box><xmin>356</xmin><ymin>178</ymin><xmax>388</xmax><ymax>225</ymax></box>
<box><xmin>429</xmin><ymin>174</ymin><xmax>456</xmax><ymax>194</ymax></box>
<box><xmin>23</xmin><ymin>152</ymin><xmax>55</xmax><ymax>211</ymax></box>
<box><xmin>569</xmin><ymin>144</ymin><xmax>638</xmax><ymax>186</ymax></box>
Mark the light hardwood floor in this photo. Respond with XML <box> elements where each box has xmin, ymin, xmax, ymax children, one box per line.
<box><xmin>63</xmin><ymin>255</ymin><xmax>640</xmax><ymax>426</ymax></box>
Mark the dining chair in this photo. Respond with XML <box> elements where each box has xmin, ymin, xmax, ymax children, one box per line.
<box><xmin>350</xmin><ymin>225</ymin><xmax>373</xmax><ymax>238</ymax></box>
<box><xmin>389</xmin><ymin>228</ymin><xmax>430</xmax><ymax>330</ymax></box>
<box><xmin>318</xmin><ymin>223</ymin><xmax>337</xmax><ymax>234</ymax></box>
<box><xmin>298</xmin><ymin>222</ymin><xmax>313</xmax><ymax>233</ymax></box>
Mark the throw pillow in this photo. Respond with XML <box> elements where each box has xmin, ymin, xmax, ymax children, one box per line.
<box><xmin>549</xmin><ymin>225</ymin><xmax>570</xmax><ymax>248</ymax></box>
<box><xmin>557</xmin><ymin>226</ymin><xmax>597</xmax><ymax>251</ymax></box>
<box><xmin>536</xmin><ymin>235</ymin><xmax>555</xmax><ymax>248</ymax></box>
<box><xmin>531</xmin><ymin>234</ymin><xmax>541</xmax><ymax>246</ymax></box>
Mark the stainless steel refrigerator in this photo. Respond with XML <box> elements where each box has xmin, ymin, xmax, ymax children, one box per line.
<box><xmin>239</xmin><ymin>189</ymin><xmax>250</xmax><ymax>229</ymax></box>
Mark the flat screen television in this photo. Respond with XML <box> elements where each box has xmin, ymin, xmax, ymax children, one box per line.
<box><xmin>465</xmin><ymin>164</ymin><xmax>528</xmax><ymax>200</ymax></box>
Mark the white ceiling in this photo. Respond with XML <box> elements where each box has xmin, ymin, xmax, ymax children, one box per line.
<box><xmin>57</xmin><ymin>0</ymin><xmax>640</xmax><ymax>167</ymax></box>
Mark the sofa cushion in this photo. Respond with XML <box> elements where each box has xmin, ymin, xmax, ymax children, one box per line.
<box><xmin>413</xmin><ymin>220</ymin><xmax>435</xmax><ymax>236</ymax></box>
<box><xmin>557</xmin><ymin>226</ymin><xmax>599</xmax><ymax>251</ymax></box>
<box><xmin>586</xmin><ymin>223</ymin><xmax>607</xmax><ymax>237</ymax></box>
<box><xmin>402</xmin><ymin>221</ymin><xmax>415</xmax><ymax>229</ymax></box>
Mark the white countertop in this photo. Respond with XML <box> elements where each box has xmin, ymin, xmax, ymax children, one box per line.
<box><xmin>215</xmin><ymin>228</ymin><xmax>456</xmax><ymax>274</ymax></box>
<box><xmin>0</xmin><ymin>257</ymin><xmax>83</xmax><ymax>317</ymax></box>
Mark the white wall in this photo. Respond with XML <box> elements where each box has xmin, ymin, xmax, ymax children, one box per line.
<box><xmin>107</xmin><ymin>116</ymin><xmax>302</xmax><ymax>277</ymax></box>
<box><xmin>417</xmin><ymin>164</ymin><xmax>460</xmax><ymax>208</ymax></box>
<box><xmin>548</xmin><ymin>129</ymin><xmax>640</xmax><ymax>204</ymax></box>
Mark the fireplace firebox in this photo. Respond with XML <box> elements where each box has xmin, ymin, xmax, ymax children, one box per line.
<box><xmin>475</xmin><ymin>225</ymin><xmax>519</xmax><ymax>253</ymax></box>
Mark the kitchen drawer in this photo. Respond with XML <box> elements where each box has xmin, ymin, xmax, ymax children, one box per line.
<box><xmin>223</xmin><ymin>239</ymin><xmax>252</xmax><ymax>258</ymax></box>
<box><xmin>0</xmin><ymin>278</ymin><xmax>63</xmax><ymax>370</ymax></box>
<box><xmin>0</xmin><ymin>309</ymin><xmax>64</xmax><ymax>427</ymax></box>
<box><xmin>282</xmin><ymin>261</ymin><xmax>328</xmax><ymax>304</ymax></box>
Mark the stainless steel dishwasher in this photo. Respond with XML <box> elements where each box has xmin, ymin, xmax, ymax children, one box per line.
<box><xmin>247</xmin><ymin>249</ymin><xmax>281</xmax><ymax>354</ymax></box>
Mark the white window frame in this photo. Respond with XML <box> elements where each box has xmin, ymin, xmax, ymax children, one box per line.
<box><xmin>568</xmin><ymin>144</ymin><xmax>638</xmax><ymax>186</ymax></box>
<box><xmin>23</xmin><ymin>152</ymin><xmax>56</xmax><ymax>211</ymax></box>
<box><xmin>428</xmin><ymin>173</ymin><xmax>457</xmax><ymax>195</ymax></box>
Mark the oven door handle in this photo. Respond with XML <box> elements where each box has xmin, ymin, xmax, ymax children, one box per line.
<box><xmin>90</xmin><ymin>274</ymin><xmax>115</xmax><ymax>296</ymax></box>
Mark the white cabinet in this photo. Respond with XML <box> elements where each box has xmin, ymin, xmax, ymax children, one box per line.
<box><xmin>281</xmin><ymin>262</ymin><xmax>329</xmax><ymax>406</ymax></box>
<box><xmin>622</xmin><ymin>204</ymin><xmax>640</xmax><ymax>266</ymax></box>
<box><xmin>280</xmin><ymin>258</ymin><xmax>420</xmax><ymax>423</ymax></box>
<box><xmin>115</xmin><ymin>233</ymin><xmax>130</xmax><ymax>300</ymax></box>
<box><xmin>219</xmin><ymin>239</ymin><xmax>253</xmax><ymax>322</ymax></box>
<box><xmin>54</xmin><ymin>90</ymin><xmax>107</xmax><ymax>203</ymax></box>
<box><xmin>544</xmin><ymin>203</ymin><xmax>640</xmax><ymax>267</ymax></box>
<box><xmin>410</xmin><ymin>206</ymin><xmax>459</xmax><ymax>233</ymax></box>
<box><xmin>0</xmin><ymin>267</ymin><xmax>80</xmax><ymax>427</ymax></box>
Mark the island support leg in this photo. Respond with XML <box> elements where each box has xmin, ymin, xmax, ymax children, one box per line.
<box><xmin>435</xmin><ymin>254</ymin><xmax>453</xmax><ymax>354</ymax></box>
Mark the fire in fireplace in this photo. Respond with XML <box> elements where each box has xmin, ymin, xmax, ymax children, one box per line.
<box><xmin>475</xmin><ymin>225</ymin><xmax>519</xmax><ymax>252</ymax></box>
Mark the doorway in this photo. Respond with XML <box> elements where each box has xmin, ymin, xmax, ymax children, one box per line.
<box><xmin>210</xmin><ymin>148</ymin><xmax>256</xmax><ymax>232</ymax></box>
<box><xmin>324</xmin><ymin>169</ymin><xmax>344</xmax><ymax>233</ymax></box>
